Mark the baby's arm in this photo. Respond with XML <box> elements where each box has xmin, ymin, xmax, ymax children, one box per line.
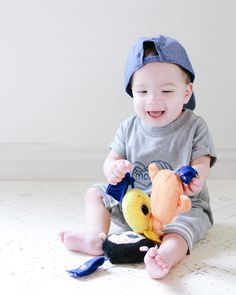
<box><xmin>103</xmin><ymin>150</ymin><xmax>132</xmax><ymax>185</ymax></box>
<box><xmin>183</xmin><ymin>156</ymin><xmax>211</xmax><ymax>196</ymax></box>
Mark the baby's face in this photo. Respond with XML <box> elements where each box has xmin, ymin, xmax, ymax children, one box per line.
<box><xmin>131</xmin><ymin>62</ymin><xmax>192</xmax><ymax>127</ymax></box>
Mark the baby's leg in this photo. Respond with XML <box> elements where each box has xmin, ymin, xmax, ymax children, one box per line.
<box><xmin>144</xmin><ymin>233</ymin><xmax>188</xmax><ymax>279</ymax></box>
<box><xmin>60</xmin><ymin>187</ymin><xmax>111</xmax><ymax>255</ymax></box>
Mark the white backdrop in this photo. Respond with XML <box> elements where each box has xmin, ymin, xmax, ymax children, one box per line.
<box><xmin>0</xmin><ymin>0</ymin><xmax>235</xmax><ymax>180</ymax></box>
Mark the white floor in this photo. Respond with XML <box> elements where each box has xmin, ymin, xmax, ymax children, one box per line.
<box><xmin>0</xmin><ymin>180</ymin><xmax>235</xmax><ymax>295</ymax></box>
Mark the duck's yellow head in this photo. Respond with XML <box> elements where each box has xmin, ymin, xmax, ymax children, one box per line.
<box><xmin>122</xmin><ymin>188</ymin><xmax>161</xmax><ymax>243</ymax></box>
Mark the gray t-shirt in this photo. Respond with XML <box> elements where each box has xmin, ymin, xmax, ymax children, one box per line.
<box><xmin>109</xmin><ymin>110</ymin><xmax>217</xmax><ymax>222</ymax></box>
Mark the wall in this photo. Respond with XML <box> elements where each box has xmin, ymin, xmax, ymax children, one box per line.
<box><xmin>0</xmin><ymin>0</ymin><xmax>235</xmax><ymax>180</ymax></box>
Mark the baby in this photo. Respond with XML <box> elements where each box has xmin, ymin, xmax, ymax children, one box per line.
<box><xmin>60</xmin><ymin>35</ymin><xmax>216</xmax><ymax>279</ymax></box>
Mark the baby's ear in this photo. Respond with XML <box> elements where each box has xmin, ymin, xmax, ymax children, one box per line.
<box><xmin>184</xmin><ymin>83</ymin><xmax>193</xmax><ymax>104</ymax></box>
<box><xmin>148</xmin><ymin>163</ymin><xmax>160</xmax><ymax>181</ymax></box>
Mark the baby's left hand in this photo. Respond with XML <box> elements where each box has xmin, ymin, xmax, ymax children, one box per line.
<box><xmin>183</xmin><ymin>174</ymin><xmax>204</xmax><ymax>196</ymax></box>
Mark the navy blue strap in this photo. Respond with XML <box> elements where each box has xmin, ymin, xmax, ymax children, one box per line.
<box><xmin>106</xmin><ymin>173</ymin><xmax>135</xmax><ymax>202</ymax></box>
<box><xmin>175</xmin><ymin>166</ymin><xmax>198</xmax><ymax>184</ymax></box>
<box><xmin>67</xmin><ymin>256</ymin><xmax>109</xmax><ymax>278</ymax></box>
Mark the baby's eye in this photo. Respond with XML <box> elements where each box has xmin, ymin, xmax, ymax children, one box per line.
<box><xmin>137</xmin><ymin>90</ymin><xmax>148</xmax><ymax>94</ymax></box>
<box><xmin>162</xmin><ymin>90</ymin><xmax>173</xmax><ymax>93</ymax></box>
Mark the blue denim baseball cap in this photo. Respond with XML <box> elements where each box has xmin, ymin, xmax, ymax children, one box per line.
<box><xmin>124</xmin><ymin>35</ymin><xmax>196</xmax><ymax>110</ymax></box>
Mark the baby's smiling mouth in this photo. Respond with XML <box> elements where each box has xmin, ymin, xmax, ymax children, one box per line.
<box><xmin>147</xmin><ymin>111</ymin><xmax>165</xmax><ymax>118</ymax></box>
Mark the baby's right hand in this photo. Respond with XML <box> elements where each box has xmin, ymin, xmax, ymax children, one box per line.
<box><xmin>107</xmin><ymin>159</ymin><xmax>132</xmax><ymax>185</ymax></box>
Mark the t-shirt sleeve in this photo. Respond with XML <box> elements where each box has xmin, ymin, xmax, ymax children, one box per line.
<box><xmin>108</xmin><ymin>120</ymin><xmax>127</xmax><ymax>158</ymax></box>
<box><xmin>191</xmin><ymin>118</ymin><xmax>217</xmax><ymax>167</ymax></box>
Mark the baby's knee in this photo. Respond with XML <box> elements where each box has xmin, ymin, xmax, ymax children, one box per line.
<box><xmin>84</xmin><ymin>187</ymin><xmax>103</xmax><ymax>203</ymax></box>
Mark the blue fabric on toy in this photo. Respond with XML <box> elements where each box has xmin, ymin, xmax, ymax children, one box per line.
<box><xmin>67</xmin><ymin>256</ymin><xmax>109</xmax><ymax>278</ymax></box>
<box><xmin>106</xmin><ymin>173</ymin><xmax>135</xmax><ymax>202</ymax></box>
<box><xmin>175</xmin><ymin>166</ymin><xmax>198</xmax><ymax>184</ymax></box>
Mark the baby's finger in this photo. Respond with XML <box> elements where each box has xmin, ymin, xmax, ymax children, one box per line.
<box><xmin>108</xmin><ymin>172</ymin><xmax>123</xmax><ymax>185</ymax></box>
<box><xmin>124</xmin><ymin>160</ymin><xmax>132</xmax><ymax>172</ymax></box>
<box><xmin>112</xmin><ymin>168</ymin><xmax>125</xmax><ymax>179</ymax></box>
<box><xmin>116</xmin><ymin>160</ymin><xmax>128</xmax><ymax>174</ymax></box>
<box><xmin>183</xmin><ymin>183</ymin><xmax>195</xmax><ymax>196</ymax></box>
<box><xmin>191</xmin><ymin>177</ymin><xmax>201</xmax><ymax>186</ymax></box>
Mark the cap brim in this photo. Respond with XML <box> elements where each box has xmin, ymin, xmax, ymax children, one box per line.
<box><xmin>184</xmin><ymin>92</ymin><xmax>195</xmax><ymax>110</ymax></box>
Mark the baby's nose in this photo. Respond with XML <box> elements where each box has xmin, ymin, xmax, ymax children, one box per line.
<box><xmin>146</xmin><ymin>94</ymin><xmax>163</xmax><ymax>107</ymax></box>
<box><xmin>147</xmin><ymin>92</ymin><xmax>162</xmax><ymax>103</ymax></box>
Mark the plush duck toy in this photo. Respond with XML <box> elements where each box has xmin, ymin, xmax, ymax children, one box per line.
<box><xmin>122</xmin><ymin>163</ymin><xmax>193</xmax><ymax>243</ymax></box>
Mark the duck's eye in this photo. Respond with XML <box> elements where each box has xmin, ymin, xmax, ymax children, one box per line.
<box><xmin>141</xmin><ymin>204</ymin><xmax>149</xmax><ymax>215</ymax></box>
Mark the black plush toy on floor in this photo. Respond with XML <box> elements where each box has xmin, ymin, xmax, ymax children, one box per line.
<box><xmin>67</xmin><ymin>231</ymin><xmax>157</xmax><ymax>278</ymax></box>
<box><xmin>102</xmin><ymin>231</ymin><xmax>157</xmax><ymax>264</ymax></box>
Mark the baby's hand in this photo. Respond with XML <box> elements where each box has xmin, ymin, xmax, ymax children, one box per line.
<box><xmin>183</xmin><ymin>174</ymin><xmax>204</xmax><ymax>196</ymax></box>
<box><xmin>107</xmin><ymin>159</ymin><xmax>132</xmax><ymax>185</ymax></box>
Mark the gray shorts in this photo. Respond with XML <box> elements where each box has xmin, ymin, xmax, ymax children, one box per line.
<box><xmin>91</xmin><ymin>183</ymin><xmax>131</xmax><ymax>230</ymax></box>
<box><xmin>91</xmin><ymin>183</ymin><xmax>212</xmax><ymax>252</ymax></box>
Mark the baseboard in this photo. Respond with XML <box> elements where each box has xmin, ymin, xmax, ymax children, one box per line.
<box><xmin>0</xmin><ymin>144</ymin><xmax>107</xmax><ymax>181</ymax></box>
<box><xmin>0</xmin><ymin>144</ymin><xmax>235</xmax><ymax>180</ymax></box>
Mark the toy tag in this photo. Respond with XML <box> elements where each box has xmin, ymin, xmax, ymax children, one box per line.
<box><xmin>67</xmin><ymin>256</ymin><xmax>108</xmax><ymax>278</ymax></box>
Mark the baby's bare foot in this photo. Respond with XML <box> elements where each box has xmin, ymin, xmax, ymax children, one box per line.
<box><xmin>59</xmin><ymin>230</ymin><xmax>103</xmax><ymax>256</ymax></box>
<box><xmin>144</xmin><ymin>247</ymin><xmax>171</xmax><ymax>279</ymax></box>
